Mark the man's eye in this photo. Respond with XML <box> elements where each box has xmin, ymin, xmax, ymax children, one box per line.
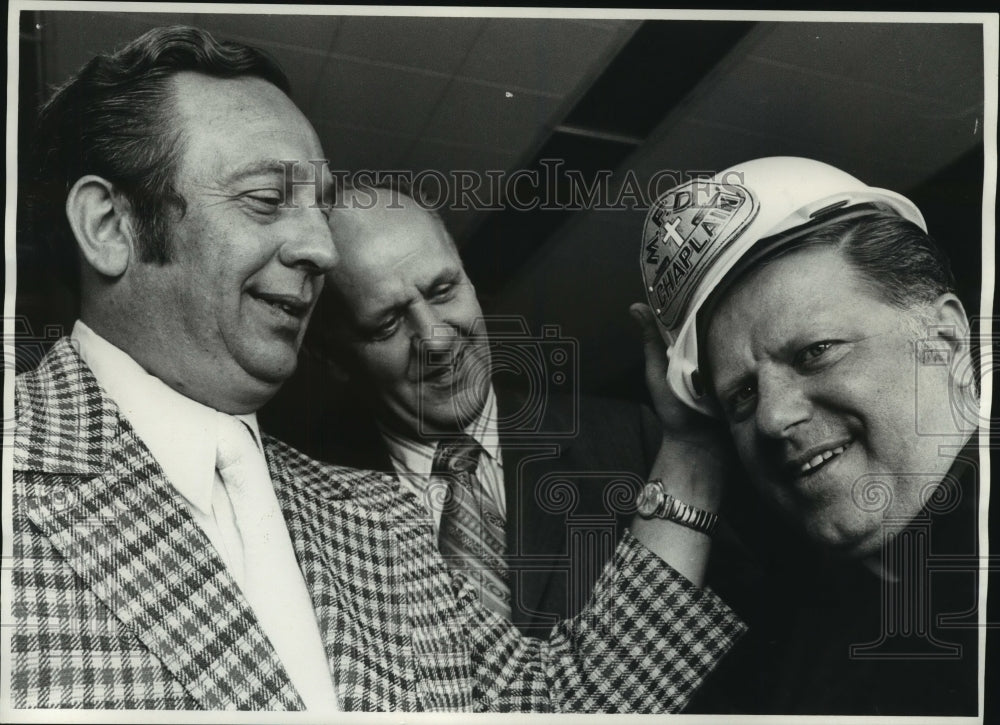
<box><xmin>794</xmin><ymin>341</ymin><xmax>839</xmax><ymax>369</ymax></box>
<box><xmin>243</xmin><ymin>190</ymin><xmax>283</xmax><ymax>213</ymax></box>
<box><xmin>366</xmin><ymin>318</ymin><xmax>400</xmax><ymax>341</ymax></box>
<box><xmin>726</xmin><ymin>384</ymin><xmax>757</xmax><ymax>421</ymax></box>
<box><xmin>428</xmin><ymin>283</ymin><xmax>454</xmax><ymax>302</ymax></box>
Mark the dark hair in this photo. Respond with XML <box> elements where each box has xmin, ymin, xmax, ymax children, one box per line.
<box><xmin>31</xmin><ymin>25</ymin><xmax>290</xmax><ymax>284</ymax></box>
<box><xmin>793</xmin><ymin>210</ymin><xmax>955</xmax><ymax>308</ymax></box>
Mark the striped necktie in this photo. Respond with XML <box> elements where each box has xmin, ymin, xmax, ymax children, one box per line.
<box><xmin>433</xmin><ymin>434</ymin><xmax>511</xmax><ymax>619</ymax></box>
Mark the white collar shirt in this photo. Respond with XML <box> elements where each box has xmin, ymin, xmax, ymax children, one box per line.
<box><xmin>380</xmin><ymin>386</ymin><xmax>505</xmax><ymax>533</ymax></box>
<box><xmin>70</xmin><ymin>320</ymin><xmax>339</xmax><ymax>710</ymax></box>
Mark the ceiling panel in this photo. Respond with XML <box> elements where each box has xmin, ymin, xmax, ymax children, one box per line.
<box><xmin>102</xmin><ymin>10</ymin><xmax>198</xmax><ymax>31</ymax></box>
<box><xmin>252</xmin><ymin>41</ymin><xmax>332</xmax><ymax>113</ymax></box>
<box><xmin>754</xmin><ymin>22</ymin><xmax>983</xmax><ymax>110</ymax></box>
<box><xmin>34</xmin><ymin>11</ymin><xmax>636</xmax><ymax>245</ymax></box>
<box><xmin>687</xmin><ymin>59</ymin><xmax>977</xmax><ymax>184</ymax></box>
<box><xmin>40</xmin><ymin>11</ymin><xmax>195</xmax><ymax>86</ymax></box>
<box><xmin>333</xmin><ymin>15</ymin><xmax>485</xmax><ymax>74</ymax></box>
<box><xmin>459</xmin><ymin>18</ymin><xmax>634</xmax><ymax>96</ymax></box>
<box><xmin>311</xmin><ymin>121</ymin><xmax>409</xmax><ymax>173</ymax></box>
<box><xmin>401</xmin><ymin>139</ymin><xmax>518</xmax><ymax>178</ymax></box>
<box><xmin>420</xmin><ymin>80</ymin><xmax>564</xmax><ymax>154</ymax></box>
<box><xmin>401</xmin><ymin>141</ymin><xmax>519</xmax><ymax>242</ymax></box>
<box><xmin>650</xmin><ymin>116</ymin><xmax>920</xmax><ymax>193</ymax></box>
<box><xmin>191</xmin><ymin>12</ymin><xmax>340</xmax><ymax>53</ymax></box>
<box><xmin>310</xmin><ymin>57</ymin><xmax>452</xmax><ymax>139</ymax></box>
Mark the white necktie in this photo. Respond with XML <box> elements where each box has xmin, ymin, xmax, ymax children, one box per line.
<box><xmin>215</xmin><ymin>414</ymin><xmax>339</xmax><ymax>711</ymax></box>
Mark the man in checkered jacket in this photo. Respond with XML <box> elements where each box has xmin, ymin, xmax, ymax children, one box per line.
<box><xmin>9</xmin><ymin>25</ymin><xmax>744</xmax><ymax>711</ymax></box>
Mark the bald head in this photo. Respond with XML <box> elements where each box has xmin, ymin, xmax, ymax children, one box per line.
<box><xmin>315</xmin><ymin>186</ymin><xmax>490</xmax><ymax>438</ymax></box>
<box><xmin>328</xmin><ymin>188</ymin><xmax>457</xmax><ymax>297</ymax></box>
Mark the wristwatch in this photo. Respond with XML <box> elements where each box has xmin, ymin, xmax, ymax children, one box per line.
<box><xmin>636</xmin><ymin>479</ymin><xmax>719</xmax><ymax>536</ymax></box>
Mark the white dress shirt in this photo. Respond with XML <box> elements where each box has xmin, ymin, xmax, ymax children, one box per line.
<box><xmin>380</xmin><ymin>386</ymin><xmax>505</xmax><ymax>534</ymax></box>
<box><xmin>71</xmin><ymin>321</ymin><xmax>339</xmax><ymax>710</ymax></box>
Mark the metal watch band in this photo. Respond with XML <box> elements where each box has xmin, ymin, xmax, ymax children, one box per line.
<box><xmin>636</xmin><ymin>479</ymin><xmax>719</xmax><ymax>536</ymax></box>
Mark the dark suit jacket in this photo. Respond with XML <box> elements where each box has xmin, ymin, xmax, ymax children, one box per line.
<box><xmin>686</xmin><ymin>440</ymin><xmax>981</xmax><ymax>715</ymax></box>
<box><xmin>269</xmin><ymin>379</ymin><xmax>662</xmax><ymax>638</ymax></box>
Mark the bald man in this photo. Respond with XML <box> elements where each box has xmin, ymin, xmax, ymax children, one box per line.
<box><xmin>281</xmin><ymin>184</ymin><xmax>665</xmax><ymax>637</ymax></box>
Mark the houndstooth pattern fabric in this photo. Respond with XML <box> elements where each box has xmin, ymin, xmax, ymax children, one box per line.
<box><xmin>11</xmin><ymin>338</ymin><xmax>746</xmax><ymax>711</ymax></box>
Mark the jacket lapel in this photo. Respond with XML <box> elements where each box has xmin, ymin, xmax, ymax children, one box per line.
<box><xmin>496</xmin><ymin>385</ymin><xmax>580</xmax><ymax>632</ymax></box>
<box><xmin>268</xmin><ymin>443</ymin><xmax>422</xmax><ymax>711</ymax></box>
<box><xmin>17</xmin><ymin>339</ymin><xmax>300</xmax><ymax>710</ymax></box>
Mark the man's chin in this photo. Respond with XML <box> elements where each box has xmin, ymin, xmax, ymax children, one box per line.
<box><xmin>193</xmin><ymin>373</ymin><xmax>284</xmax><ymax>416</ymax></box>
<box><xmin>405</xmin><ymin>397</ymin><xmax>488</xmax><ymax>438</ymax></box>
<box><xmin>244</xmin><ymin>359</ymin><xmax>299</xmax><ymax>389</ymax></box>
<box><xmin>804</xmin><ymin>516</ymin><xmax>886</xmax><ymax>561</ymax></box>
<box><xmin>212</xmin><ymin>353</ymin><xmax>298</xmax><ymax>413</ymax></box>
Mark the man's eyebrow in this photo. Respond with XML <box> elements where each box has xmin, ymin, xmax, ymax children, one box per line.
<box><xmin>350</xmin><ymin>293</ymin><xmax>407</xmax><ymax>325</ymax></box>
<box><xmin>223</xmin><ymin>159</ymin><xmax>287</xmax><ymax>184</ymax></box>
<box><xmin>713</xmin><ymin>375</ymin><xmax>742</xmax><ymax>400</ymax></box>
<box><xmin>421</xmin><ymin>269</ymin><xmax>460</xmax><ymax>289</ymax></box>
<box><xmin>222</xmin><ymin>160</ymin><xmax>335</xmax><ymax>203</ymax></box>
<box><xmin>353</xmin><ymin>267</ymin><xmax>460</xmax><ymax>327</ymax></box>
<box><xmin>703</xmin><ymin>358</ymin><xmax>739</xmax><ymax>399</ymax></box>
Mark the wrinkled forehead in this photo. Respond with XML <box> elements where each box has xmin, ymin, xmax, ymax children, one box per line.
<box><xmin>330</xmin><ymin>189</ymin><xmax>457</xmax><ymax>267</ymax></box>
<box><xmin>170</xmin><ymin>72</ymin><xmax>323</xmax><ymax>175</ymax></box>
<box><xmin>697</xmin><ymin>243</ymin><xmax>858</xmax><ymax>372</ymax></box>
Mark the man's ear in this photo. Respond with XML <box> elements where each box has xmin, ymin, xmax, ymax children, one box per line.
<box><xmin>929</xmin><ymin>293</ymin><xmax>976</xmax><ymax>393</ymax></box>
<box><xmin>65</xmin><ymin>175</ymin><xmax>134</xmax><ymax>278</ymax></box>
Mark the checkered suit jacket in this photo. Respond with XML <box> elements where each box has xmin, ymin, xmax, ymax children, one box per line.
<box><xmin>10</xmin><ymin>338</ymin><xmax>745</xmax><ymax>711</ymax></box>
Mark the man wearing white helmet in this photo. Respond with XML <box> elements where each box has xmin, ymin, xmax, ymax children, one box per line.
<box><xmin>633</xmin><ymin>157</ymin><xmax>980</xmax><ymax>714</ymax></box>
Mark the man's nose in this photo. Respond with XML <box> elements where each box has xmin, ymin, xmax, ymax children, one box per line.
<box><xmin>278</xmin><ymin>205</ymin><xmax>338</xmax><ymax>274</ymax></box>
<box><xmin>409</xmin><ymin>301</ymin><xmax>456</xmax><ymax>351</ymax></box>
<box><xmin>754</xmin><ymin>370</ymin><xmax>812</xmax><ymax>439</ymax></box>
<box><xmin>411</xmin><ymin>301</ymin><xmax>454</xmax><ymax>341</ymax></box>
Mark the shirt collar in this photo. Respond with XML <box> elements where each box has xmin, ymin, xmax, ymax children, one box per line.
<box><xmin>72</xmin><ymin>320</ymin><xmax>262</xmax><ymax>516</ymax></box>
<box><xmin>380</xmin><ymin>385</ymin><xmax>502</xmax><ymax>479</ymax></box>
<box><xmin>466</xmin><ymin>386</ymin><xmax>502</xmax><ymax>462</ymax></box>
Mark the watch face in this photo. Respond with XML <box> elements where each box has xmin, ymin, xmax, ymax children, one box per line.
<box><xmin>637</xmin><ymin>482</ymin><xmax>663</xmax><ymax>518</ymax></box>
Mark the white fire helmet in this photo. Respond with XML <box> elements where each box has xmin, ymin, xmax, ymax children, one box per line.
<box><xmin>639</xmin><ymin>156</ymin><xmax>926</xmax><ymax>417</ymax></box>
